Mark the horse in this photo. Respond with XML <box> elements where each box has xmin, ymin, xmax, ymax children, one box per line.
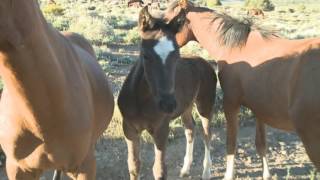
<box><xmin>0</xmin><ymin>0</ymin><xmax>114</xmax><ymax>179</ymax></box>
<box><xmin>118</xmin><ymin>6</ymin><xmax>217</xmax><ymax>180</ymax></box>
<box><xmin>128</xmin><ymin>0</ymin><xmax>144</xmax><ymax>8</ymax></box>
<box><xmin>163</xmin><ymin>0</ymin><xmax>320</xmax><ymax>179</ymax></box>
<box><xmin>247</xmin><ymin>8</ymin><xmax>265</xmax><ymax>19</ymax></box>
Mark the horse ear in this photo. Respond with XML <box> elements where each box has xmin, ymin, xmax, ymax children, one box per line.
<box><xmin>179</xmin><ymin>0</ymin><xmax>189</xmax><ymax>10</ymax></box>
<box><xmin>138</xmin><ymin>6</ymin><xmax>156</xmax><ymax>31</ymax></box>
<box><xmin>167</xmin><ymin>9</ymin><xmax>186</xmax><ymax>34</ymax></box>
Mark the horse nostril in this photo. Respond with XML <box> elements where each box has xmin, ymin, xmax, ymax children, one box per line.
<box><xmin>158</xmin><ymin>95</ymin><xmax>177</xmax><ymax>113</ymax></box>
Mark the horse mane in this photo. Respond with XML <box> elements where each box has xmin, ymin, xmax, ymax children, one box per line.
<box><xmin>210</xmin><ymin>13</ymin><xmax>275</xmax><ymax>48</ymax></box>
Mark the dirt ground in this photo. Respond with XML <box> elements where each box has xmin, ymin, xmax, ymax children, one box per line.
<box><xmin>0</xmin><ymin>125</ymin><xmax>316</xmax><ymax>180</ymax></box>
<box><xmin>0</xmin><ymin>5</ymin><xmax>318</xmax><ymax>179</ymax></box>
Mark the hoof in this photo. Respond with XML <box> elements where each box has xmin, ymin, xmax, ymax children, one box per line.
<box><xmin>263</xmin><ymin>175</ymin><xmax>272</xmax><ymax>180</ymax></box>
<box><xmin>179</xmin><ymin>170</ymin><xmax>190</xmax><ymax>178</ymax></box>
<box><xmin>201</xmin><ymin>169</ymin><xmax>211</xmax><ymax>180</ymax></box>
<box><xmin>223</xmin><ymin>175</ymin><xmax>234</xmax><ymax>180</ymax></box>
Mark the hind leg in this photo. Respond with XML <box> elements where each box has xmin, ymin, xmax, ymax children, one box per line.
<box><xmin>6</xmin><ymin>158</ymin><xmax>42</xmax><ymax>180</ymax></box>
<box><xmin>179</xmin><ymin>107</ymin><xmax>195</xmax><ymax>177</ymax></box>
<box><xmin>123</xmin><ymin>121</ymin><xmax>141</xmax><ymax>180</ymax></box>
<box><xmin>223</xmin><ymin>103</ymin><xmax>240</xmax><ymax>180</ymax></box>
<box><xmin>66</xmin><ymin>149</ymin><xmax>96</xmax><ymax>180</ymax></box>
<box><xmin>289</xmin><ymin>102</ymin><xmax>320</xmax><ymax>170</ymax></box>
<box><xmin>255</xmin><ymin>121</ymin><xmax>271</xmax><ymax>179</ymax></box>
<box><xmin>53</xmin><ymin>170</ymin><xmax>62</xmax><ymax>180</ymax></box>
<box><xmin>293</xmin><ymin>118</ymin><xmax>320</xmax><ymax>170</ymax></box>
<box><xmin>194</xmin><ymin>101</ymin><xmax>214</xmax><ymax>180</ymax></box>
<box><xmin>299</xmin><ymin>132</ymin><xmax>320</xmax><ymax>170</ymax></box>
<box><xmin>197</xmin><ymin>108</ymin><xmax>213</xmax><ymax>180</ymax></box>
<box><xmin>149</xmin><ymin>123</ymin><xmax>169</xmax><ymax>180</ymax></box>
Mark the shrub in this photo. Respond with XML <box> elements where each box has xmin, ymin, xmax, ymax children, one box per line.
<box><xmin>245</xmin><ymin>0</ymin><xmax>275</xmax><ymax>11</ymax></box>
<box><xmin>50</xmin><ymin>16</ymin><xmax>70</xmax><ymax>31</ymax></box>
<box><xmin>123</xmin><ymin>27</ymin><xmax>140</xmax><ymax>45</ymax></box>
<box><xmin>206</xmin><ymin>0</ymin><xmax>222</xmax><ymax>8</ymax></box>
<box><xmin>68</xmin><ymin>14</ymin><xmax>116</xmax><ymax>46</ymax></box>
<box><xmin>43</xmin><ymin>4</ymin><xmax>65</xmax><ymax>16</ymax></box>
<box><xmin>297</xmin><ymin>4</ymin><xmax>306</xmax><ymax>12</ymax></box>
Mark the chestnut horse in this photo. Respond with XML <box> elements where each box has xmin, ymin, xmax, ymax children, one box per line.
<box><xmin>118</xmin><ymin>6</ymin><xmax>217</xmax><ymax>180</ymax></box>
<box><xmin>0</xmin><ymin>0</ymin><xmax>114</xmax><ymax>179</ymax></box>
<box><xmin>247</xmin><ymin>8</ymin><xmax>265</xmax><ymax>19</ymax></box>
<box><xmin>164</xmin><ymin>0</ymin><xmax>320</xmax><ymax>179</ymax></box>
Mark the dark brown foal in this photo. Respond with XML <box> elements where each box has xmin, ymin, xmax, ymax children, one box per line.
<box><xmin>118</xmin><ymin>6</ymin><xmax>217</xmax><ymax>180</ymax></box>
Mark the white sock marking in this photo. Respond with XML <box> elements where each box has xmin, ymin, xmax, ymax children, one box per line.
<box><xmin>224</xmin><ymin>154</ymin><xmax>235</xmax><ymax>180</ymax></box>
<box><xmin>262</xmin><ymin>156</ymin><xmax>271</xmax><ymax>179</ymax></box>
<box><xmin>153</xmin><ymin>36</ymin><xmax>175</xmax><ymax>64</ymax></box>
<box><xmin>202</xmin><ymin>143</ymin><xmax>212</xmax><ymax>179</ymax></box>
<box><xmin>180</xmin><ymin>132</ymin><xmax>194</xmax><ymax>176</ymax></box>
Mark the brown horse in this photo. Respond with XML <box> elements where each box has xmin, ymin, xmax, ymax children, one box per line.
<box><xmin>164</xmin><ymin>0</ymin><xmax>320</xmax><ymax>179</ymax></box>
<box><xmin>247</xmin><ymin>8</ymin><xmax>265</xmax><ymax>19</ymax></box>
<box><xmin>0</xmin><ymin>0</ymin><xmax>114</xmax><ymax>179</ymax></box>
<box><xmin>118</xmin><ymin>6</ymin><xmax>217</xmax><ymax>180</ymax></box>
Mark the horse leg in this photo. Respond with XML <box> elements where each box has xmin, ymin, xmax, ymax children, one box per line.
<box><xmin>255</xmin><ymin>121</ymin><xmax>271</xmax><ymax>179</ymax></box>
<box><xmin>223</xmin><ymin>104</ymin><xmax>240</xmax><ymax>180</ymax></box>
<box><xmin>123</xmin><ymin>121</ymin><xmax>141</xmax><ymax>180</ymax></box>
<box><xmin>195</xmin><ymin>106</ymin><xmax>214</xmax><ymax>180</ymax></box>
<box><xmin>66</xmin><ymin>149</ymin><xmax>96</xmax><ymax>180</ymax></box>
<box><xmin>292</xmin><ymin>117</ymin><xmax>320</xmax><ymax>170</ymax></box>
<box><xmin>149</xmin><ymin>123</ymin><xmax>169</xmax><ymax>180</ymax></box>
<box><xmin>179</xmin><ymin>107</ymin><xmax>195</xmax><ymax>177</ymax></box>
<box><xmin>53</xmin><ymin>170</ymin><xmax>62</xmax><ymax>180</ymax></box>
<box><xmin>297</xmin><ymin>130</ymin><xmax>320</xmax><ymax>170</ymax></box>
<box><xmin>6</xmin><ymin>158</ymin><xmax>42</xmax><ymax>180</ymax></box>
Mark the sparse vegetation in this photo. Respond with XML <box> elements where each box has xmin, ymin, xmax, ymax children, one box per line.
<box><xmin>43</xmin><ymin>3</ymin><xmax>65</xmax><ymax>16</ymax></box>
<box><xmin>123</xmin><ymin>27</ymin><xmax>140</xmax><ymax>45</ymax></box>
<box><xmin>68</xmin><ymin>14</ymin><xmax>116</xmax><ymax>46</ymax></box>
<box><xmin>0</xmin><ymin>0</ymin><xmax>320</xmax><ymax>179</ymax></box>
<box><xmin>206</xmin><ymin>0</ymin><xmax>222</xmax><ymax>7</ymax></box>
<box><xmin>245</xmin><ymin>0</ymin><xmax>275</xmax><ymax>11</ymax></box>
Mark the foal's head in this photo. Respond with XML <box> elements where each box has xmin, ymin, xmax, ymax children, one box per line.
<box><xmin>139</xmin><ymin>6</ymin><xmax>185</xmax><ymax>113</ymax></box>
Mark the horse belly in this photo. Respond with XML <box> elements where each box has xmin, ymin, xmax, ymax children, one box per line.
<box><xmin>244</xmin><ymin>97</ymin><xmax>295</xmax><ymax>131</ymax></box>
<box><xmin>254</xmin><ymin>113</ymin><xmax>294</xmax><ymax>131</ymax></box>
<box><xmin>2</xmin><ymin>132</ymin><xmax>89</xmax><ymax>170</ymax></box>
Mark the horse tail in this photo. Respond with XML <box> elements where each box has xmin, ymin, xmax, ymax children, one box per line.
<box><xmin>52</xmin><ymin>170</ymin><xmax>62</xmax><ymax>180</ymax></box>
<box><xmin>207</xmin><ymin>59</ymin><xmax>218</xmax><ymax>72</ymax></box>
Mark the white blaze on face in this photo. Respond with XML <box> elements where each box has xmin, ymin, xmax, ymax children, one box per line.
<box><xmin>153</xmin><ymin>36</ymin><xmax>175</xmax><ymax>64</ymax></box>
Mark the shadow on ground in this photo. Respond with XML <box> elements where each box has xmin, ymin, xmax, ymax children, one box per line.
<box><xmin>0</xmin><ymin>125</ymin><xmax>317</xmax><ymax>180</ymax></box>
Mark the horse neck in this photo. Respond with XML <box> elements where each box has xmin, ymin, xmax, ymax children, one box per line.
<box><xmin>187</xmin><ymin>12</ymin><xmax>227</xmax><ymax>58</ymax></box>
<box><xmin>0</xmin><ymin>1</ymin><xmax>71</xmax><ymax>125</ymax></box>
<box><xmin>187</xmin><ymin>11</ymin><xmax>284</xmax><ymax>63</ymax></box>
<box><xmin>119</xmin><ymin>59</ymin><xmax>151</xmax><ymax>116</ymax></box>
<box><xmin>126</xmin><ymin>60</ymin><xmax>150</xmax><ymax>97</ymax></box>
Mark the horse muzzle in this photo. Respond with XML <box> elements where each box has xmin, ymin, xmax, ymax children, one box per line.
<box><xmin>158</xmin><ymin>93</ymin><xmax>177</xmax><ymax>114</ymax></box>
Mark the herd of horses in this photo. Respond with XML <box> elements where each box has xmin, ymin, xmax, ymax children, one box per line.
<box><xmin>0</xmin><ymin>0</ymin><xmax>319</xmax><ymax>179</ymax></box>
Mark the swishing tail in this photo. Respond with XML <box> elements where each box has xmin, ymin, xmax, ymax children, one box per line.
<box><xmin>207</xmin><ymin>60</ymin><xmax>218</xmax><ymax>72</ymax></box>
<box><xmin>53</xmin><ymin>170</ymin><xmax>62</xmax><ymax>180</ymax></box>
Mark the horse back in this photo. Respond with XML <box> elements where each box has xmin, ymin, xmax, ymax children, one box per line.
<box><xmin>63</xmin><ymin>32</ymin><xmax>95</xmax><ymax>57</ymax></box>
